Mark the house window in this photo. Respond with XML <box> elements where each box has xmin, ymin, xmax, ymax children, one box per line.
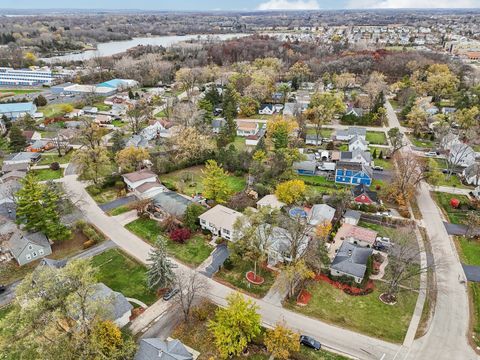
<box><xmin>200</xmin><ymin>219</ymin><xmax>206</xmax><ymax>225</ymax></box>
<box><xmin>223</xmin><ymin>229</ymin><xmax>230</xmax><ymax>235</ymax></box>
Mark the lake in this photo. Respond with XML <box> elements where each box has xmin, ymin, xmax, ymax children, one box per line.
<box><xmin>42</xmin><ymin>33</ymin><xmax>249</xmax><ymax>63</ymax></box>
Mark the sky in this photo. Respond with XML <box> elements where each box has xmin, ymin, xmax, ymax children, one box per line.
<box><xmin>1</xmin><ymin>0</ymin><xmax>479</xmax><ymax>10</ymax></box>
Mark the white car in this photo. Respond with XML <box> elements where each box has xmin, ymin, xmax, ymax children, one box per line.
<box><xmin>376</xmin><ymin>236</ymin><xmax>394</xmax><ymax>246</ymax></box>
<box><xmin>375</xmin><ymin>211</ymin><xmax>392</xmax><ymax>218</ymax></box>
<box><xmin>424</xmin><ymin>151</ymin><xmax>437</xmax><ymax>157</ymax></box>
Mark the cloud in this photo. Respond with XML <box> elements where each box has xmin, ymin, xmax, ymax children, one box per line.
<box><xmin>347</xmin><ymin>0</ymin><xmax>477</xmax><ymax>8</ymax></box>
<box><xmin>257</xmin><ymin>0</ymin><xmax>321</xmax><ymax>10</ymax></box>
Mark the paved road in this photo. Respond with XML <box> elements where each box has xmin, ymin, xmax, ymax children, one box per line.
<box><xmin>98</xmin><ymin>195</ymin><xmax>136</xmax><ymax>212</ymax></box>
<box><xmin>385</xmin><ymin>100</ymin><xmax>478</xmax><ymax>360</ymax></box>
<box><xmin>61</xmin><ymin>174</ymin><xmax>402</xmax><ymax>360</ymax></box>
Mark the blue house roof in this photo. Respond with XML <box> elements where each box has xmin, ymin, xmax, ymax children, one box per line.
<box><xmin>97</xmin><ymin>79</ymin><xmax>127</xmax><ymax>88</ymax></box>
<box><xmin>0</xmin><ymin>102</ymin><xmax>35</xmax><ymax>113</ymax></box>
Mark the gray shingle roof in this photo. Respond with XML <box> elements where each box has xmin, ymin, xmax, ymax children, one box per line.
<box><xmin>135</xmin><ymin>338</ymin><xmax>193</xmax><ymax>360</ymax></box>
<box><xmin>90</xmin><ymin>283</ymin><xmax>133</xmax><ymax>322</ymax></box>
<box><xmin>331</xmin><ymin>242</ymin><xmax>373</xmax><ymax>279</ymax></box>
<box><xmin>152</xmin><ymin>191</ymin><xmax>193</xmax><ymax>217</ymax></box>
<box><xmin>7</xmin><ymin>231</ymin><xmax>50</xmax><ymax>258</ymax></box>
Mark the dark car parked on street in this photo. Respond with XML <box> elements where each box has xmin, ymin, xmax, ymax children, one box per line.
<box><xmin>300</xmin><ymin>335</ymin><xmax>321</xmax><ymax>350</ymax></box>
<box><xmin>163</xmin><ymin>288</ymin><xmax>179</xmax><ymax>301</ymax></box>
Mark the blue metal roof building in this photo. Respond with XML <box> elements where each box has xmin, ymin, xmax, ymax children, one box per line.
<box><xmin>0</xmin><ymin>102</ymin><xmax>37</xmax><ymax>119</ymax></box>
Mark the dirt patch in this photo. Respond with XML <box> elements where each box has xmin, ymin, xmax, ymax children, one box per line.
<box><xmin>50</xmin><ymin>230</ymin><xmax>88</xmax><ymax>260</ymax></box>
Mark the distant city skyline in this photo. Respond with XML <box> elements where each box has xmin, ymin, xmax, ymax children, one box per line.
<box><xmin>1</xmin><ymin>0</ymin><xmax>479</xmax><ymax>11</ymax></box>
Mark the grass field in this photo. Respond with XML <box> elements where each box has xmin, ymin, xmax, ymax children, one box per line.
<box><xmin>159</xmin><ymin>165</ymin><xmax>246</xmax><ymax>197</ymax></box>
<box><xmin>86</xmin><ymin>178</ymin><xmax>125</xmax><ymax>204</ymax></box>
<box><xmin>91</xmin><ymin>248</ymin><xmax>157</xmax><ymax>305</ymax></box>
<box><xmin>0</xmin><ymin>89</ymin><xmax>41</xmax><ymax>95</ymax></box>
<box><xmin>125</xmin><ymin>219</ymin><xmax>212</xmax><ymax>266</ymax></box>
<box><xmin>39</xmin><ymin>103</ymin><xmax>70</xmax><ymax>118</ymax></box>
<box><xmin>31</xmin><ymin>168</ymin><xmax>63</xmax><ymax>181</ymax></box>
<box><xmin>366</xmin><ymin>131</ymin><xmax>387</xmax><ymax>145</ymax></box>
<box><xmin>286</xmin><ymin>280</ymin><xmax>417</xmax><ymax>343</ymax></box>
<box><xmin>432</xmin><ymin>192</ymin><xmax>471</xmax><ymax>224</ymax></box>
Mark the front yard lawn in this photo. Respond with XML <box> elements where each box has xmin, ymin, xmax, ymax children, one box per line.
<box><xmin>159</xmin><ymin>165</ymin><xmax>246</xmax><ymax>197</ymax></box>
<box><xmin>366</xmin><ymin>131</ymin><xmax>387</xmax><ymax>145</ymax></box>
<box><xmin>306</xmin><ymin>128</ymin><xmax>334</xmax><ymax>139</ymax></box>
<box><xmin>91</xmin><ymin>248</ymin><xmax>157</xmax><ymax>306</ymax></box>
<box><xmin>408</xmin><ymin>135</ymin><xmax>436</xmax><ymax>149</ymax></box>
<box><xmin>432</xmin><ymin>192</ymin><xmax>472</xmax><ymax>224</ymax></box>
<box><xmin>372</xmin><ymin>157</ymin><xmax>393</xmax><ymax>170</ymax></box>
<box><xmin>125</xmin><ymin>219</ymin><xmax>212</xmax><ymax>266</ymax></box>
<box><xmin>108</xmin><ymin>205</ymin><xmax>132</xmax><ymax>216</ymax></box>
<box><xmin>286</xmin><ymin>280</ymin><xmax>417</xmax><ymax>343</ymax></box>
<box><xmin>38</xmin><ymin>151</ymin><xmax>74</xmax><ymax>165</ymax></box>
<box><xmin>86</xmin><ymin>177</ymin><xmax>125</xmax><ymax>204</ymax></box>
<box><xmin>31</xmin><ymin>168</ymin><xmax>63</xmax><ymax>181</ymax></box>
<box><xmin>457</xmin><ymin>236</ymin><xmax>480</xmax><ymax>266</ymax></box>
<box><xmin>0</xmin><ymin>260</ymin><xmax>38</xmax><ymax>285</ymax></box>
<box><xmin>0</xmin><ymin>305</ymin><xmax>13</xmax><ymax>321</ymax></box>
<box><xmin>215</xmin><ymin>259</ymin><xmax>276</xmax><ymax>297</ymax></box>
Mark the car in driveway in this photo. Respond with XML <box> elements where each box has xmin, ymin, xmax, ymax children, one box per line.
<box><xmin>372</xmin><ymin>165</ymin><xmax>384</xmax><ymax>171</ymax></box>
<box><xmin>424</xmin><ymin>151</ymin><xmax>438</xmax><ymax>157</ymax></box>
<box><xmin>299</xmin><ymin>335</ymin><xmax>321</xmax><ymax>350</ymax></box>
<box><xmin>163</xmin><ymin>288</ymin><xmax>179</xmax><ymax>301</ymax></box>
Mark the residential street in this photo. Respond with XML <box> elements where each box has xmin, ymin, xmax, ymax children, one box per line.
<box><xmin>385</xmin><ymin>100</ymin><xmax>478</xmax><ymax>360</ymax></box>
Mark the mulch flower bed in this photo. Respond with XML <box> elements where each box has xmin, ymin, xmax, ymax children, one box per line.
<box><xmin>315</xmin><ymin>273</ymin><xmax>374</xmax><ymax>296</ymax></box>
<box><xmin>296</xmin><ymin>289</ymin><xmax>312</xmax><ymax>306</ymax></box>
<box><xmin>246</xmin><ymin>271</ymin><xmax>265</xmax><ymax>285</ymax></box>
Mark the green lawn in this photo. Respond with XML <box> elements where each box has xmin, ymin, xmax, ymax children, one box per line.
<box><xmin>0</xmin><ymin>89</ymin><xmax>42</xmax><ymax>96</ymax></box>
<box><xmin>155</xmin><ymin>110</ymin><xmax>166</xmax><ymax>117</ymax></box>
<box><xmin>232</xmin><ymin>136</ymin><xmax>248</xmax><ymax>151</ymax></box>
<box><xmin>93</xmin><ymin>102</ymin><xmax>112</xmax><ymax>112</ymax></box>
<box><xmin>306</xmin><ymin>128</ymin><xmax>334</xmax><ymax>138</ymax></box>
<box><xmin>91</xmin><ymin>248</ymin><xmax>157</xmax><ymax>305</ymax></box>
<box><xmin>372</xmin><ymin>158</ymin><xmax>393</xmax><ymax>170</ymax></box>
<box><xmin>408</xmin><ymin>135</ymin><xmax>436</xmax><ymax>149</ymax></box>
<box><xmin>286</xmin><ymin>280</ymin><xmax>417</xmax><ymax>343</ymax></box>
<box><xmin>432</xmin><ymin>192</ymin><xmax>471</xmax><ymax>224</ymax></box>
<box><xmin>215</xmin><ymin>259</ymin><xmax>276</xmax><ymax>297</ymax></box>
<box><xmin>159</xmin><ymin>165</ymin><xmax>246</xmax><ymax>197</ymax></box>
<box><xmin>38</xmin><ymin>151</ymin><xmax>74</xmax><ymax>165</ymax></box>
<box><xmin>457</xmin><ymin>236</ymin><xmax>480</xmax><ymax>266</ymax></box>
<box><xmin>112</xmin><ymin>119</ymin><xmax>126</xmax><ymax>127</ymax></box>
<box><xmin>471</xmin><ymin>283</ymin><xmax>480</xmax><ymax>347</ymax></box>
<box><xmin>357</xmin><ymin>220</ymin><xmax>393</xmax><ymax>237</ymax></box>
<box><xmin>86</xmin><ymin>179</ymin><xmax>125</xmax><ymax>204</ymax></box>
<box><xmin>366</xmin><ymin>131</ymin><xmax>387</xmax><ymax>145</ymax></box>
<box><xmin>39</xmin><ymin>103</ymin><xmax>69</xmax><ymax>118</ymax></box>
<box><xmin>125</xmin><ymin>219</ymin><xmax>212</xmax><ymax>266</ymax></box>
<box><xmin>0</xmin><ymin>305</ymin><xmax>13</xmax><ymax>321</ymax></box>
<box><xmin>108</xmin><ymin>205</ymin><xmax>132</xmax><ymax>216</ymax></box>
<box><xmin>31</xmin><ymin>168</ymin><xmax>63</xmax><ymax>181</ymax></box>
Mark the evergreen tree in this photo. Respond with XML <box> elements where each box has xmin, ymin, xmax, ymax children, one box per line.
<box><xmin>15</xmin><ymin>173</ymin><xmax>70</xmax><ymax>240</ymax></box>
<box><xmin>128</xmin><ymin>89</ymin><xmax>134</xmax><ymax>99</ymax></box>
<box><xmin>379</xmin><ymin>150</ymin><xmax>384</xmax><ymax>159</ymax></box>
<box><xmin>2</xmin><ymin>114</ymin><xmax>11</xmax><ymax>131</ymax></box>
<box><xmin>111</xmin><ymin>130</ymin><xmax>126</xmax><ymax>153</ymax></box>
<box><xmin>222</xmin><ymin>86</ymin><xmax>238</xmax><ymax>122</ymax></box>
<box><xmin>17</xmin><ymin>114</ymin><xmax>36</xmax><ymax>131</ymax></box>
<box><xmin>198</xmin><ymin>98</ymin><xmax>214</xmax><ymax>124</ymax></box>
<box><xmin>372</xmin><ymin>148</ymin><xmax>377</xmax><ymax>159</ymax></box>
<box><xmin>204</xmin><ymin>86</ymin><xmax>222</xmax><ymax>107</ymax></box>
<box><xmin>8</xmin><ymin>124</ymin><xmax>27</xmax><ymax>152</ymax></box>
<box><xmin>147</xmin><ymin>237</ymin><xmax>176</xmax><ymax>290</ymax></box>
<box><xmin>33</xmin><ymin>94</ymin><xmax>47</xmax><ymax>107</ymax></box>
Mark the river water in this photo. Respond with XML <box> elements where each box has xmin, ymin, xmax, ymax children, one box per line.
<box><xmin>42</xmin><ymin>33</ymin><xmax>249</xmax><ymax>63</ymax></box>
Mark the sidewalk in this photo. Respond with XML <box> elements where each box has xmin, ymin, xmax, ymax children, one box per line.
<box><xmin>113</xmin><ymin>209</ymin><xmax>139</xmax><ymax>226</ymax></box>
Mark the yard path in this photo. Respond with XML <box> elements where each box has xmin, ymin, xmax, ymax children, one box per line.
<box><xmin>386</xmin><ymin>100</ymin><xmax>478</xmax><ymax>360</ymax></box>
<box><xmin>428</xmin><ymin>184</ymin><xmax>472</xmax><ymax>197</ymax></box>
<box><xmin>112</xmin><ymin>210</ymin><xmax>139</xmax><ymax>226</ymax></box>
<box><xmin>60</xmin><ymin>174</ymin><xmax>402</xmax><ymax>360</ymax></box>
<box><xmin>31</xmin><ymin>163</ymin><xmax>69</xmax><ymax>170</ymax></box>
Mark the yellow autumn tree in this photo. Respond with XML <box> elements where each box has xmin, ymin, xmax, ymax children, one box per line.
<box><xmin>316</xmin><ymin>221</ymin><xmax>332</xmax><ymax>241</ymax></box>
<box><xmin>265</xmin><ymin>322</ymin><xmax>300</xmax><ymax>360</ymax></box>
<box><xmin>275</xmin><ymin>180</ymin><xmax>306</xmax><ymax>205</ymax></box>
<box><xmin>116</xmin><ymin>146</ymin><xmax>150</xmax><ymax>173</ymax></box>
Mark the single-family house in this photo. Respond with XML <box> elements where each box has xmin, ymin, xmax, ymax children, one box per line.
<box><xmin>66</xmin><ymin>109</ymin><xmax>84</xmax><ymax>118</ymax></box>
<box><xmin>335</xmin><ymin>127</ymin><xmax>367</xmax><ymax>141</ymax></box>
<box><xmin>0</xmin><ymin>170</ymin><xmax>26</xmax><ymax>183</ymax></box>
<box><xmin>0</xmin><ymin>102</ymin><xmax>37</xmax><ymax>120</ymax></box>
<box><xmin>89</xmin><ymin>283</ymin><xmax>133</xmax><ymax>328</ymax></box>
<box><xmin>94</xmin><ymin>114</ymin><xmax>112</xmax><ymax>125</ymax></box>
<box><xmin>308</xmin><ymin>204</ymin><xmax>336</xmax><ymax>226</ymax></box>
<box><xmin>1</xmin><ymin>162</ymin><xmax>30</xmax><ymax>173</ymax></box>
<box><xmin>343</xmin><ymin>210</ymin><xmax>361</xmax><ymax>225</ymax></box>
<box><xmin>449</xmin><ymin>143</ymin><xmax>476</xmax><ymax>168</ymax></box>
<box><xmin>260</xmin><ymin>224</ymin><xmax>310</xmax><ymax>266</ymax></box>
<box><xmin>22</xmin><ymin>130</ymin><xmax>42</xmax><ymax>144</ymax></box>
<box><xmin>440</xmin><ymin>132</ymin><xmax>460</xmax><ymax>150</ymax></box>
<box><xmin>0</xmin><ymin>179</ymin><xmax>20</xmax><ymax>205</ymax></box>
<box><xmin>348</xmin><ymin>135</ymin><xmax>369</xmax><ymax>152</ymax></box>
<box><xmin>126</xmin><ymin>134</ymin><xmax>149</xmax><ymax>148</ymax></box>
<box><xmin>345</xmin><ymin>106</ymin><xmax>364</xmax><ymax>117</ymax></box>
<box><xmin>340</xmin><ymin>150</ymin><xmax>371</xmax><ymax>165</ymax></box>
<box><xmin>3</xmin><ymin>152</ymin><xmax>41</xmax><ymax>165</ymax></box>
<box><xmin>463</xmin><ymin>163</ymin><xmax>480</xmax><ymax>185</ymax></box>
<box><xmin>330</xmin><ymin>242</ymin><xmax>373</xmax><ymax>283</ymax></box>
<box><xmin>211</xmin><ymin>118</ymin><xmax>226</xmax><ymax>134</ymax></box>
<box><xmin>442</xmin><ymin>107</ymin><xmax>457</xmax><ymax>115</ymax></box>
<box><xmin>351</xmin><ymin>184</ymin><xmax>379</xmax><ymax>204</ymax></box>
<box><xmin>26</xmin><ymin>140</ymin><xmax>54</xmax><ymax>152</ymax></box>
<box><xmin>246</xmin><ymin>128</ymin><xmax>266</xmax><ymax>146</ymax></box>
<box><xmin>305</xmin><ymin>133</ymin><xmax>322</xmax><ymax>146</ymax></box>
<box><xmin>293</xmin><ymin>160</ymin><xmax>317</xmax><ymax>176</ymax></box>
<box><xmin>334</xmin><ymin>223</ymin><xmax>377</xmax><ymax>248</ymax></box>
<box><xmin>335</xmin><ymin>162</ymin><xmax>372</xmax><ymax>186</ymax></box>
<box><xmin>198</xmin><ymin>205</ymin><xmax>243</xmax><ymax>241</ymax></box>
<box><xmin>7</xmin><ymin>231</ymin><xmax>52</xmax><ymax>266</ymax></box>
<box><xmin>236</xmin><ymin>121</ymin><xmax>260</xmax><ymax>137</ymax></box>
<box><xmin>122</xmin><ymin>170</ymin><xmax>167</xmax><ymax>199</ymax></box>
<box><xmin>152</xmin><ymin>191</ymin><xmax>194</xmax><ymax>218</ymax></box>
<box><xmin>256</xmin><ymin>194</ymin><xmax>285</xmax><ymax>210</ymax></box>
<box><xmin>259</xmin><ymin>104</ymin><xmax>275</xmax><ymax>115</ymax></box>
<box><xmin>135</xmin><ymin>338</ymin><xmax>199</xmax><ymax>360</ymax></box>
<box><xmin>140</xmin><ymin>120</ymin><xmax>172</xmax><ymax>140</ymax></box>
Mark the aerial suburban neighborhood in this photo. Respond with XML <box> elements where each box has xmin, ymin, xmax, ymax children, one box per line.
<box><xmin>0</xmin><ymin>2</ymin><xmax>479</xmax><ymax>360</ymax></box>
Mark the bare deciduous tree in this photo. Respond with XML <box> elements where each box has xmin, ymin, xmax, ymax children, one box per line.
<box><xmin>173</xmin><ymin>270</ymin><xmax>209</xmax><ymax>322</ymax></box>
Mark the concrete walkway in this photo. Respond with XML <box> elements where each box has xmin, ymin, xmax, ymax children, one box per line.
<box><xmin>428</xmin><ymin>185</ymin><xmax>472</xmax><ymax>196</ymax></box>
<box><xmin>113</xmin><ymin>210</ymin><xmax>139</xmax><ymax>226</ymax></box>
<box><xmin>126</xmin><ymin>297</ymin><xmax>148</xmax><ymax>309</ymax></box>
<box><xmin>31</xmin><ymin>163</ymin><xmax>69</xmax><ymax>170</ymax></box>
<box><xmin>130</xmin><ymin>298</ymin><xmax>173</xmax><ymax>335</ymax></box>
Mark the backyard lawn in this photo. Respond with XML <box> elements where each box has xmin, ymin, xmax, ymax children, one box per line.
<box><xmin>306</xmin><ymin>128</ymin><xmax>334</xmax><ymax>139</ymax></box>
<box><xmin>286</xmin><ymin>280</ymin><xmax>417</xmax><ymax>343</ymax></box>
<box><xmin>366</xmin><ymin>131</ymin><xmax>387</xmax><ymax>145</ymax></box>
<box><xmin>86</xmin><ymin>177</ymin><xmax>125</xmax><ymax>204</ymax></box>
<box><xmin>215</xmin><ymin>259</ymin><xmax>276</xmax><ymax>297</ymax></box>
<box><xmin>91</xmin><ymin>248</ymin><xmax>157</xmax><ymax>305</ymax></box>
<box><xmin>38</xmin><ymin>151</ymin><xmax>74</xmax><ymax>165</ymax></box>
<box><xmin>159</xmin><ymin>165</ymin><xmax>246</xmax><ymax>197</ymax></box>
<box><xmin>432</xmin><ymin>192</ymin><xmax>471</xmax><ymax>224</ymax></box>
<box><xmin>31</xmin><ymin>168</ymin><xmax>63</xmax><ymax>181</ymax></box>
<box><xmin>408</xmin><ymin>135</ymin><xmax>436</xmax><ymax>149</ymax></box>
<box><xmin>39</xmin><ymin>103</ymin><xmax>70</xmax><ymax>118</ymax></box>
<box><xmin>125</xmin><ymin>219</ymin><xmax>212</xmax><ymax>266</ymax></box>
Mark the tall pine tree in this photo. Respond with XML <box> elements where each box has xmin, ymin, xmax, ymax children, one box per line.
<box><xmin>147</xmin><ymin>237</ymin><xmax>176</xmax><ymax>290</ymax></box>
<box><xmin>15</xmin><ymin>173</ymin><xmax>70</xmax><ymax>240</ymax></box>
<box><xmin>9</xmin><ymin>124</ymin><xmax>26</xmax><ymax>152</ymax></box>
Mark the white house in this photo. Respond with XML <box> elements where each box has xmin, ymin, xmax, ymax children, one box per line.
<box><xmin>3</xmin><ymin>152</ymin><xmax>41</xmax><ymax>165</ymax></box>
<box><xmin>449</xmin><ymin>143</ymin><xmax>476</xmax><ymax>168</ymax></box>
<box><xmin>463</xmin><ymin>163</ymin><xmax>480</xmax><ymax>185</ymax></box>
<box><xmin>259</xmin><ymin>104</ymin><xmax>275</xmax><ymax>115</ymax></box>
<box><xmin>198</xmin><ymin>205</ymin><xmax>243</xmax><ymax>241</ymax></box>
<box><xmin>260</xmin><ymin>225</ymin><xmax>310</xmax><ymax>266</ymax></box>
<box><xmin>348</xmin><ymin>135</ymin><xmax>369</xmax><ymax>152</ymax></box>
<box><xmin>236</xmin><ymin>120</ymin><xmax>260</xmax><ymax>137</ymax></box>
<box><xmin>340</xmin><ymin>149</ymin><xmax>372</xmax><ymax>165</ymax></box>
<box><xmin>335</xmin><ymin>127</ymin><xmax>367</xmax><ymax>141</ymax></box>
<box><xmin>122</xmin><ymin>170</ymin><xmax>167</xmax><ymax>199</ymax></box>
<box><xmin>256</xmin><ymin>194</ymin><xmax>285</xmax><ymax>210</ymax></box>
<box><xmin>308</xmin><ymin>204</ymin><xmax>336</xmax><ymax>226</ymax></box>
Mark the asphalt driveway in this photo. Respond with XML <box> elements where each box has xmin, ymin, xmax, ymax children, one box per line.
<box><xmin>202</xmin><ymin>243</ymin><xmax>229</xmax><ymax>278</ymax></box>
